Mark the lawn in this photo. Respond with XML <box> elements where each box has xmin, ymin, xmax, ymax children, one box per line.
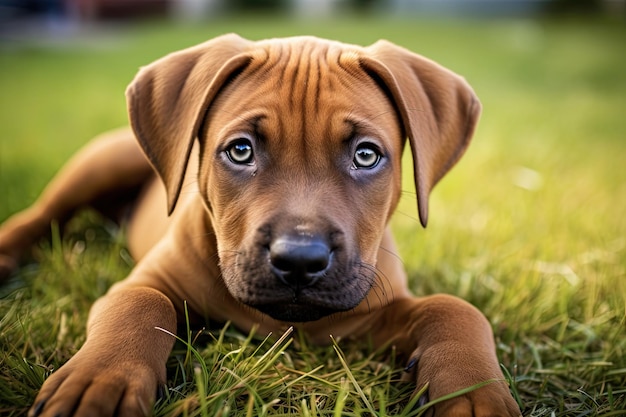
<box><xmin>1</xmin><ymin>14</ymin><xmax>625</xmax><ymax>416</ymax></box>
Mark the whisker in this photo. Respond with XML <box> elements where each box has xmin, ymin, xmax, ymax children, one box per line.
<box><xmin>400</xmin><ymin>189</ymin><xmax>417</xmax><ymax>198</ymax></box>
<box><xmin>391</xmin><ymin>208</ymin><xmax>421</xmax><ymax>225</ymax></box>
<box><xmin>378</xmin><ymin>244</ymin><xmax>406</xmax><ymax>267</ymax></box>
<box><xmin>358</xmin><ymin>262</ymin><xmax>393</xmax><ymax>307</ymax></box>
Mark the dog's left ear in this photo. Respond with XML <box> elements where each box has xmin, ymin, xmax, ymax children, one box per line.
<box><xmin>360</xmin><ymin>40</ymin><xmax>481</xmax><ymax>227</ymax></box>
<box><xmin>126</xmin><ymin>33</ymin><xmax>254</xmax><ymax>215</ymax></box>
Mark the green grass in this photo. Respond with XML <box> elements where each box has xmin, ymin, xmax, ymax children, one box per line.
<box><xmin>1</xmin><ymin>14</ymin><xmax>625</xmax><ymax>416</ymax></box>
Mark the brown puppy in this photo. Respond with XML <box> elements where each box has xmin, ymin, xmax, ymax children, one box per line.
<box><xmin>0</xmin><ymin>34</ymin><xmax>521</xmax><ymax>416</ymax></box>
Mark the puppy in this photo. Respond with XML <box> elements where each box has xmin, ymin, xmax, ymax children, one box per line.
<box><xmin>0</xmin><ymin>34</ymin><xmax>521</xmax><ymax>416</ymax></box>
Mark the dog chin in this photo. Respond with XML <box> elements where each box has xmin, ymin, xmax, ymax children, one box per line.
<box><xmin>253</xmin><ymin>303</ymin><xmax>341</xmax><ymax>323</ymax></box>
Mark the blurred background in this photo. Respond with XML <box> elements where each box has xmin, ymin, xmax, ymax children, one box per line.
<box><xmin>0</xmin><ymin>0</ymin><xmax>624</xmax><ymax>34</ymax></box>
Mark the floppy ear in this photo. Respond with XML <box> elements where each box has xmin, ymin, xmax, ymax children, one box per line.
<box><xmin>126</xmin><ymin>33</ymin><xmax>254</xmax><ymax>215</ymax></box>
<box><xmin>360</xmin><ymin>40</ymin><xmax>481</xmax><ymax>227</ymax></box>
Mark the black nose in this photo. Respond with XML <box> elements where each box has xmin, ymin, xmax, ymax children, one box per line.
<box><xmin>269</xmin><ymin>236</ymin><xmax>331</xmax><ymax>288</ymax></box>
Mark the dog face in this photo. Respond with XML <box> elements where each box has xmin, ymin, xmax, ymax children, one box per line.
<box><xmin>126</xmin><ymin>34</ymin><xmax>480</xmax><ymax>323</ymax></box>
<box><xmin>197</xmin><ymin>40</ymin><xmax>404</xmax><ymax>321</ymax></box>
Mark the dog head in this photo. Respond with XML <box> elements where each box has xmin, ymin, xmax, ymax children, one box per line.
<box><xmin>126</xmin><ymin>34</ymin><xmax>480</xmax><ymax>322</ymax></box>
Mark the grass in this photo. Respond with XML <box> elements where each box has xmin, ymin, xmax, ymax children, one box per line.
<box><xmin>1</xmin><ymin>14</ymin><xmax>625</xmax><ymax>416</ymax></box>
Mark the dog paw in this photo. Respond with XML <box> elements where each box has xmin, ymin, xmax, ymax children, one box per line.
<box><xmin>404</xmin><ymin>345</ymin><xmax>521</xmax><ymax>417</ymax></box>
<box><xmin>28</xmin><ymin>349</ymin><xmax>162</xmax><ymax>417</ymax></box>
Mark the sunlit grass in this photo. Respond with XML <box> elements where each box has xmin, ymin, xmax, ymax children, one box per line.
<box><xmin>1</xmin><ymin>15</ymin><xmax>624</xmax><ymax>416</ymax></box>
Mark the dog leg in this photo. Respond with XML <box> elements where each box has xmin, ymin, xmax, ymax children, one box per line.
<box><xmin>371</xmin><ymin>295</ymin><xmax>521</xmax><ymax>416</ymax></box>
<box><xmin>0</xmin><ymin>128</ymin><xmax>152</xmax><ymax>279</ymax></box>
<box><xmin>29</xmin><ymin>285</ymin><xmax>176</xmax><ymax>417</ymax></box>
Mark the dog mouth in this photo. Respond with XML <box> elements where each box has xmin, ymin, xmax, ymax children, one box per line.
<box><xmin>221</xmin><ymin>263</ymin><xmax>375</xmax><ymax>323</ymax></box>
<box><xmin>252</xmin><ymin>302</ymin><xmax>340</xmax><ymax>322</ymax></box>
<box><xmin>229</xmin><ymin>270</ymin><xmax>375</xmax><ymax>323</ymax></box>
<box><xmin>220</xmin><ymin>225</ymin><xmax>377</xmax><ymax>323</ymax></box>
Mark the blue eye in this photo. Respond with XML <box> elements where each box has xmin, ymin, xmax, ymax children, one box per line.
<box><xmin>353</xmin><ymin>144</ymin><xmax>381</xmax><ymax>169</ymax></box>
<box><xmin>227</xmin><ymin>139</ymin><xmax>254</xmax><ymax>164</ymax></box>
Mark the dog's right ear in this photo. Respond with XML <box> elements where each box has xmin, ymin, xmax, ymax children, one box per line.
<box><xmin>126</xmin><ymin>33</ymin><xmax>253</xmax><ymax>215</ymax></box>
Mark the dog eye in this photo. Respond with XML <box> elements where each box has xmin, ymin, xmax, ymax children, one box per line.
<box><xmin>353</xmin><ymin>144</ymin><xmax>381</xmax><ymax>169</ymax></box>
<box><xmin>226</xmin><ymin>139</ymin><xmax>254</xmax><ymax>164</ymax></box>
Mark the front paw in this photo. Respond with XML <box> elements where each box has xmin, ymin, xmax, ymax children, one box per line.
<box><xmin>29</xmin><ymin>349</ymin><xmax>163</xmax><ymax>417</ymax></box>
<box><xmin>404</xmin><ymin>344</ymin><xmax>521</xmax><ymax>417</ymax></box>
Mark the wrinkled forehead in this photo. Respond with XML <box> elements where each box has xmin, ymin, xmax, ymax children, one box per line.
<box><xmin>244</xmin><ymin>37</ymin><xmax>377</xmax><ymax>103</ymax></box>
<box><xmin>250</xmin><ymin>37</ymin><xmax>367</xmax><ymax>80</ymax></box>
<box><xmin>207</xmin><ymin>38</ymin><xmax>401</xmax><ymax>141</ymax></box>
